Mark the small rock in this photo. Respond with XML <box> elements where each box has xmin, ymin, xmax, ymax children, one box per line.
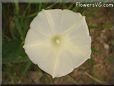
<box><xmin>29</xmin><ymin>71</ymin><xmax>43</xmax><ymax>83</ymax></box>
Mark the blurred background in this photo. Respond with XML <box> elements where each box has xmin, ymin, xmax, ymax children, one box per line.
<box><xmin>2</xmin><ymin>3</ymin><xmax>114</xmax><ymax>85</ymax></box>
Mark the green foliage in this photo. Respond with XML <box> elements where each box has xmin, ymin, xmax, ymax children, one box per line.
<box><xmin>89</xmin><ymin>24</ymin><xmax>98</xmax><ymax>29</ymax></box>
<box><xmin>91</xmin><ymin>47</ymin><xmax>99</xmax><ymax>53</ymax></box>
<box><xmin>2</xmin><ymin>39</ymin><xmax>29</xmax><ymax>64</ymax></box>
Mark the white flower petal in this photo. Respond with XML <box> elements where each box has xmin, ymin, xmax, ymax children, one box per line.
<box><xmin>30</xmin><ymin>10</ymin><xmax>53</xmax><ymax>36</ymax></box>
<box><xmin>52</xmin><ymin>49</ymin><xmax>74</xmax><ymax>78</ymax></box>
<box><xmin>23</xmin><ymin>29</ymin><xmax>47</xmax><ymax>46</ymax></box>
<box><xmin>58</xmin><ymin>9</ymin><xmax>83</xmax><ymax>33</ymax></box>
<box><xmin>65</xmin><ymin>43</ymin><xmax>91</xmax><ymax>69</ymax></box>
<box><xmin>67</xmin><ymin>17</ymin><xmax>91</xmax><ymax>59</ymax></box>
<box><xmin>43</xmin><ymin>9</ymin><xmax>62</xmax><ymax>33</ymax></box>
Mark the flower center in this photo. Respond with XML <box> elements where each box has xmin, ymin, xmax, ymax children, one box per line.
<box><xmin>52</xmin><ymin>35</ymin><xmax>62</xmax><ymax>47</ymax></box>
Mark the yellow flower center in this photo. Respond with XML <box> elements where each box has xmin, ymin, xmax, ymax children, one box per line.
<box><xmin>52</xmin><ymin>35</ymin><xmax>62</xmax><ymax>47</ymax></box>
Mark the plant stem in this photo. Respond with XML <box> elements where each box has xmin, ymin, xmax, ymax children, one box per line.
<box><xmin>85</xmin><ymin>72</ymin><xmax>108</xmax><ymax>85</ymax></box>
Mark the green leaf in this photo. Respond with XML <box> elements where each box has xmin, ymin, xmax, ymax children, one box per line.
<box><xmin>89</xmin><ymin>24</ymin><xmax>98</xmax><ymax>29</ymax></box>
<box><xmin>102</xmin><ymin>23</ymin><xmax>112</xmax><ymax>29</ymax></box>
<box><xmin>3</xmin><ymin>39</ymin><xmax>29</xmax><ymax>64</ymax></box>
<box><xmin>14</xmin><ymin>1</ymin><xmax>19</xmax><ymax>15</ymax></box>
<box><xmin>23</xmin><ymin>3</ymin><xmax>31</xmax><ymax>16</ymax></box>
<box><xmin>13</xmin><ymin>16</ymin><xmax>24</xmax><ymax>41</ymax></box>
<box><xmin>91</xmin><ymin>47</ymin><xmax>99</xmax><ymax>53</ymax></box>
<box><xmin>46</xmin><ymin>3</ymin><xmax>57</xmax><ymax>9</ymax></box>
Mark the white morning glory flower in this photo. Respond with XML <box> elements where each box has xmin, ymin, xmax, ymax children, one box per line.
<box><xmin>23</xmin><ymin>9</ymin><xmax>91</xmax><ymax>78</ymax></box>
